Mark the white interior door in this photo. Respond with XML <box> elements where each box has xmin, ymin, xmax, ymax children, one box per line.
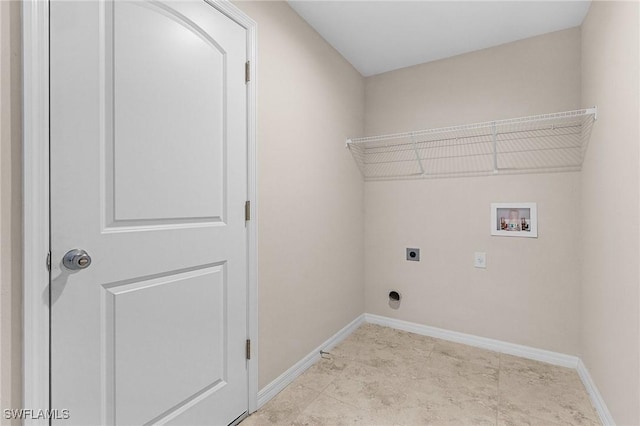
<box><xmin>50</xmin><ymin>1</ymin><xmax>249</xmax><ymax>424</ymax></box>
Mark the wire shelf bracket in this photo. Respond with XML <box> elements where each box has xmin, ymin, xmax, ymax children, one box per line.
<box><xmin>347</xmin><ymin>107</ymin><xmax>598</xmax><ymax>181</ymax></box>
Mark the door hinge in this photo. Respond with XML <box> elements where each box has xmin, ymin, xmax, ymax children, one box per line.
<box><xmin>246</xmin><ymin>339</ymin><xmax>251</xmax><ymax>360</ymax></box>
<box><xmin>46</xmin><ymin>251</ymin><xmax>51</xmax><ymax>271</ymax></box>
<box><xmin>245</xmin><ymin>61</ymin><xmax>250</xmax><ymax>83</ymax></box>
<box><xmin>245</xmin><ymin>200</ymin><xmax>251</xmax><ymax>221</ymax></box>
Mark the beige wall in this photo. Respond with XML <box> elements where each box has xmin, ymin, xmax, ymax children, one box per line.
<box><xmin>581</xmin><ymin>2</ymin><xmax>640</xmax><ymax>424</ymax></box>
<box><xmin>365</xmin><ymin>28</ymin><xmax>582</xmax><ymax>135</ymax></box>
<box><xmin>3</xmin><ymin>0</ymin><xmax>365</xmax><ymax>405</ymax></box>
<box><xmin>364</xmin><ymin>28</ymin><xmax>583</xmax><ymax>355</ymax></box>
<box><xmin>3</xmin><ymin>1</ymin><xmax>638</xmax><ymax>421</ymax></box>
<box><xmin>234</xmin><ymin>1</ymin><xmax>366</xmax><ymax>389</ymax></box>
<box><xmin>0</xmin><ymin>0</ymin><xmax>23</xmax><ymax>421</ymax></box>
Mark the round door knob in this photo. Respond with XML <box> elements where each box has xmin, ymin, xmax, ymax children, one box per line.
<box><xmin>63</xmin><ymin>249</ymin><xmax>92</xmax><ymax>271</ymax></box>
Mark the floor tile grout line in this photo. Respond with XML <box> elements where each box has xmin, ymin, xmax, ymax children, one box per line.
<box><xmin>289</xmin><ymin>384</ymin><xmax>323</xmax><ymax>424</ymax></box>
<box><xmin>243</xmin><ymin>324</ymin><xmax>599</xmax><ymax>426</ymax></box>
<box><xmin>318</xmin><ymin>386</ymin><xmax>373</xmax><ymax>413</ymax></box>
<box><xmin>496</xmin><ymin>353</ymin><xmax>502</xmax><ymax>425</ymax></box>
<box><xmin>304</xmin><ymin>358</ymin><xmax>344</xmax><ymax>394</ymax></box>
<box><xmin>290</xmin><ymin>358</ymin><xmax>365</xmax><ymax>425</ymax></box>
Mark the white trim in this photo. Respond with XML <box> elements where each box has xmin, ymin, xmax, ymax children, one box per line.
<box><xmin>577</xmin><ymin>359</ymin><xmax>616</xmax><ymax>425</ymax></box>
<box><xmin>22</xmin><ymin>1</ymin><xmax>50</xmax><ymax>424</ymax></box>
<box><xmin>207</xmin><ymin>0</ymin><xmax>259</xmax><ymax>415</ymax></box>
<box><xmin>22</xmin><ymin>0</ymin><xmax>259</xmax><ymax>420</ymax></box>
<box><xmin>257</xmin><ymin>315</ymin><xmax>365</xmax><ymax>408</ymax></box>
<box><xmin>255</xmin><ymin>313</ymin><xmax>614</xmax><ymax>425</ymax></box>
<box><xmin>364</xmin><ymin>314</ymin><xmax>578</xmax><ymax>368</ymax></box>
<box><xmin>245</xmin><ymin>12</ymin><xmax>259</xmax><ymax>417</ymax></box>
<box><xmin>365</xmin><ymin>314</ymin><xmax>616</xmax><ymax>423</ymax></box>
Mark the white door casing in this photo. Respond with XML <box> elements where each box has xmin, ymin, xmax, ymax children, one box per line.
<box><xmin>38</xmin><ymin>2</ymin><xmax>255</xmax><ymax>424</ymax></box>
<box><xmin>22</xmin><ymin>2</ymin><xmax>257</xmax><ymax>423</ymax></box>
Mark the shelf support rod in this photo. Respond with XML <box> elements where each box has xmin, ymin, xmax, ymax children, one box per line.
<box><xmin>492</xmin><ymin>122</ymin><xmax>498</xmax><ymax>173</ymax></box>
<box><xmin>411</xmin><ymin>132</ymin><xmax>425</xmax><ymax>175</ymax></box>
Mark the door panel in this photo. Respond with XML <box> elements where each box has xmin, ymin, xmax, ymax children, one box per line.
<box><xmin>112</xmin><ymin>2</ymin><xmax>225</xmax><ymax>223</ymax></box>
<box><xmin>50</xmin><ymin>1</ymin><xmax>248</xmax><ymax>425</ymax></box>
<box><xmin>109</xmin><ymin>265</ymin><xmax>227</xmax><ymax>425</ymax></box>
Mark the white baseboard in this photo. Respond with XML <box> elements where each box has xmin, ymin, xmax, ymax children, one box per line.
<box><xmin>365</xmin><ymin>314</ymin><xmax>614</xmax><ymax>424</ymax></box>
<box><xmin>256</xmin><ymin>312</ymin><xmax>613</xmax><ymax>426</ymax></box>
<box><xmin>364</xmin><ymin>313</ymin><xmax>579</xmax><ymax>368</ymax></box>
<box><xmin>577</xmin><ymin>359</ymin><xmax>615</xmax><ymax>425</ymax></box>
<box><xmin>256</xmin><ymin>314</ymin><xmax>365</xmax><ymax>409</ymax></box>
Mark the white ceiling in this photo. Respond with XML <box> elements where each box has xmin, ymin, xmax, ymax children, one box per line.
<box><xmin>288</xmin><ymin>1</ymin><xmax>591</xmax><ymax>76</ymax></box>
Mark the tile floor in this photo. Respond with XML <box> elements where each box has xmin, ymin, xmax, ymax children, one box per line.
<box><xmin>241</xmin><ymin>324</ymin><xmax>601</xmax><ymax>426</ymax></box>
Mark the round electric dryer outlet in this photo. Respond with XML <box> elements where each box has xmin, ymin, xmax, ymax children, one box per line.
<box><xmin>406</xmin><ymin>248</ymin><xmax>420</xmax><ymax>261</ymax></box>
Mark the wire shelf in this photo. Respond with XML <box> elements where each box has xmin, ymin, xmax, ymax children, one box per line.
<box><xmin>347</xmin><ymin>108</ymin><xmax>597</xmax><ymax>181</ymax></box>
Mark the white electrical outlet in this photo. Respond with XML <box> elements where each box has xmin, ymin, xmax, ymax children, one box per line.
<box><xmin>474</xmin><ymin>252</ymin><xmax>487</xmax><ymax>269</ymax></box>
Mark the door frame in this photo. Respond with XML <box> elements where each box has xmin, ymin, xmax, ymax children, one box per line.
<box><xmin>22</xmin><ymin>1</ymin><xmax>258</xmax><ymax>423</ymax></box>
